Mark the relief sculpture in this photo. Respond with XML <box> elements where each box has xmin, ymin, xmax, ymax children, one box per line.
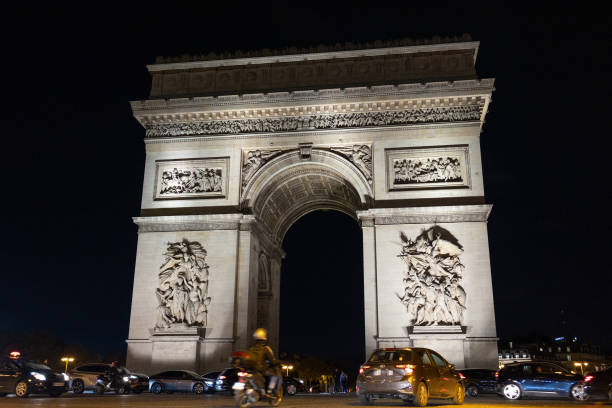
<box><xmin>155</xmin><ymin>239</ymin><xmax>211</xmax><ymax>329</ymax></box>
<box><xmin>393</xmin><ymin>157</ymin><xmax>462</xmax><ymax>185</ymax></box>
<box><xmin>242</xmin><ymin>149</ymin><xmax>282</xmax><ymax>187</ymax></box>
<box><xmin>331</xmin><ymin>145</ymin><xmax>372</xmax><ymax>183</ymax></box>
<box><xmin>397</xmin><ymin>226</ymin><xmax>466</xmax><ymax>326</ymax></box>
<box><xmin>160</xmin><ymin>167</ymin><xmax>222</xmax><ymax>194</ymax></box>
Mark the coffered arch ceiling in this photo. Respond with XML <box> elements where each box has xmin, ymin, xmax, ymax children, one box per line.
<box><xmin>241</xmin><ymin>150</ymin><xmax>372</xmax><ymax>242</ymax></box>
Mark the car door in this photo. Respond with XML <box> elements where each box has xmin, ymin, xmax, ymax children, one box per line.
<box><xmin>517</xmin><ymin>364</ymin><xmax>539</xmax><ymax>394</ymax></box>
<box><xmin>0</xmin><ymin>360</ymin><xmax>20</xmax><ymax>392</ymax></box>
<box><xmin>428</xmin><ymin>351</ymin><xmax>454</xmax><ymax>397</ymax></box>
<box><xmin>415</xmin><ymin>350</ymin><xmax>440</xmax><ymax>396</ymax></box>
<box><xmin>165</xmin><ymin>371</ymin><xmax>181</xmax><ymax>391</ymax></box>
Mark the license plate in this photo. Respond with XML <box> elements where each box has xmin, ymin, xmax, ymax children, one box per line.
<box><xmin>373</xmin><ymin>369</ymin><xmax>381</xmax><ymax>376</ymax></box>
<box><xmin>232</xmin><ymin>382</ymin><xmax>245</xmax><ymax>390</ymax></box>
<box><xmin>53</xmin><ymin>382</ymin><xmax>64</xmax><ymax>387</ymax></box>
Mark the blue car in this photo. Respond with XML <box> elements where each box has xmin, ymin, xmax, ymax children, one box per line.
<box><xmin>496</xmin><ymin>361</ymin><xmax>587</xmax><ymax>401</ymax></box>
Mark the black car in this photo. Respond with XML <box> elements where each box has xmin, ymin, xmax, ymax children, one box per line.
<box><xmin>584</xmin><ymin>367</ymin><xmax>612</xmax><ymax>401</ymax></box>
<box><xmin>283</xmin><ymin>376</ymin><xmax>307</xmax><ymax>396</ymax></box>
<box><xmin>215</xmin><ymin>367</ymin><xmax>239</xmax><ymax>393</ymax></box>
<box><xmin>496</xmin><ymin>361</ymin><xmax>587</xmax><ymax>400</ymax></box>
<box><xmin>201</xmin><ymin>370</ymin><xmax>221</xmax><ymax>393</ymax></box>
<box><xmin>69</xmin><ymin>363</ymin><xmax>149</xmax><ymax>394</ymax></box>
<box><xmin>458</xmin><ymin>368</ymin><xmax>497</xmax><ymax>397</ymax></box>
<box><xmin>0</xmin><ymin>359</ymin><xmax>68</xmax><ymax>398</ymax></box>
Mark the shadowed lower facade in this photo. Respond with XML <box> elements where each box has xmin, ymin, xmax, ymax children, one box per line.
<box><xmin>126</xmin><ymin>38</ymin><xmax>498</xmax><ymax>374</ymax></box>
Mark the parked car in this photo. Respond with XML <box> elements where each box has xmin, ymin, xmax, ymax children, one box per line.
<box><xmin>283</xmin><ymin>376</ymin><xmax>307</xmax><ymax>396</ymax></box>
<box><xmin>356</xmin><ymin>347</ymin><xmax>464</xmax><ymax>406</ymax></box>
<box><xmin>496</xmin><ymin>361</ymin><xmax>587</xmax><ymax>400</ymax></box>
<box><xmin>201</xmin><ymin>370</ymin><xmax>221</xmax><ymax>393</ymax></box>
<box><xmin>583</xmin><ymin>367</ymin><xmax>612</xmax><ymax>401</ymax></box>
<box><xmin>149</xmin><ymin>370</ymin><xmax>206</xmax><ymax>394</ymax></box>
<box><xmin>215</xmin><ymin>367</ymin><xmax>239</xmax><ymax>393</ymax></box>
<box><xmin>458</xmin><ymin>368</ymin><xmax>497</xmax><ymax>397</ymax></box>
<box><xmin>69</xmin><ymin>363</ymin><xmax>149</xmax><ymax>394</ymax></box>
<box><xmin>0</xmin><ymin>358</ymin><xmax>68</xmax><ymax>398</ymax></box>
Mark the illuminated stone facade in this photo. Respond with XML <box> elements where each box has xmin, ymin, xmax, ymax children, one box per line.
<box><xmin>126</xmin><ymin>39</ymin><xmax>498</xmax><ymax>373</ymax></box>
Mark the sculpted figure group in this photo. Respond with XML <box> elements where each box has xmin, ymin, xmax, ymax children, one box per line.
<box><xmin>398</xmin><ymin>226</ymin><xmax>467</xmax><ymax>326</ymax></box>
<box><xmin>160</xmin><ymin>167</ymin><xmax>222</xmax><ymax>195</ymax></box>
<box><xmin>155</xmin><ymin>239</ymin><xmax>211</xmax><ymax>329</ymax></box>
<box><xmin>393</xmin><ymin>157</ymin><xmax>461</xmax><ymax>185</ymax></box>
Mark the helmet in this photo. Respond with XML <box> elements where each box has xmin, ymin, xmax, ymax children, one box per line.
<box><xmin>253</xmin><ymin>328</ymin><xmax>268</xmax><ymax>341</ymax></box>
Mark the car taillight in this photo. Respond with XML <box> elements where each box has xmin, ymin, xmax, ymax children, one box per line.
<box><xmin>237</xmin><ymin>372</ymin><xmax>248</xmax><ymax>377</ymax></box>
<box><xmin>218</xmin><ymin>375</ymin><xmax>226</xmax><ymax>380</ymax></box>
<box><xmin>495</xmin><ymin>371</ymin><xmax>499</xmax><ymax>379</ymax></box>
<box><xmin>584</xmin><ymin>375</ymin><xmax>594</xmax><ymax>382</ymax></box>
<box><xmin>395</xmin><ymin>364</ymin><xmax>415</xmax><ymax>375</ymax></box>
<box><xmin>359</xmin><ymin>365</ymin><xmax>370</xmax><ymax>375</ymax></box>
<box><xmin>459</xmin><ymin>372</ymin><xmax>466</xmax><ymax>380</ymax></box>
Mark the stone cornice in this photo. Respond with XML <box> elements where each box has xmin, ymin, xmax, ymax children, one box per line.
<box><xmin>134</xmin><ymin>214</ymin><xmax>244</xmax><ymax>232</ymax></box>
<box><xmin>131</xmin><ymin>79</ymin><xmax>494</xmax><ymax>116</ymax></box>
<box><xmin>356</xmin><ymin>204</ymin><xmax>492</xmax><ymax>224</ymax></box>
<box><xmin>149</xmin><ymin>41</ymin><xmax>479</xmax><ymax>71</ymax></box>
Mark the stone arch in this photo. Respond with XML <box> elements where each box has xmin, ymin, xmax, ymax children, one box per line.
<box><xmin>241</xmin><ymin>149</ymin><xmax>373</xmax><ymax>242</ymax></box>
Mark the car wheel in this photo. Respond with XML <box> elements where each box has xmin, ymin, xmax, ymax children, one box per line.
<box><xmin>358</xmin><ymin>393</ymin><xmax>372</xmax><ymax>405</ymax></box>
<box><xmin>193</xmin><ymin>382</ymin><xmax>204</xmax><ymax>395</ymax></box>
<box><xmin>286</xmin><ymin>384</ymin><xmax>297</xmax><ymax>396</ymax></box>
<box><xmin>570</xmin><ymin>384</ymin><xmax>589</xmax><ymax>401</ymax></box>
<box><xmin>15</xmin><ymin>381</ymin><xmax>29</xmax><ymax>398</ymax></box>
<box><xmin>414</xmin><ymin>382</ymin><xmax>428</xmax><ymax>407</ymax></box>
<box><xmin>452</xmin><ymin>382</ymin><xmax>465</xmax><ymax>404</ymax></box>
<box><xmin>72</xmin><ymin>379</ymin><xmax>85</xmax><ymax>394</ymax></box>
<box><xmin>502</xmin><ymin>383</ymin><xmax>521</xmax><ymax>400</ymax></box>
<box><xmin>150</xmin><ymin>382</ymin><xmax>163</xmax><ymax>394</ymax></box>
<box><xmin>466</xmin><ymin>385</ymin><xmax>478</xmax><ymax>397</ymax></box>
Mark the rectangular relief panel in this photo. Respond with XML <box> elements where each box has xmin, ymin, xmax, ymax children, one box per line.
<box><xmin>386</xmin><ymin>145</ymin><xmax>470</xmax><ymax>191</ymax></box>
<box><xmin>154</xmin><ymin>157</ymin><xmax>229</xmax><ymax>200</ymax></box>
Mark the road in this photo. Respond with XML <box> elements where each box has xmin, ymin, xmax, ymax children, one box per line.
<box><xmin>0</xmin><ymin>393</ymin><xmax>609</xmax><ymax>407</ymax></box>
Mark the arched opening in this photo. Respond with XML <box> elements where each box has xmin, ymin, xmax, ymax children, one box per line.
<box><xmin>279</xmin><ymin>209</ymin><xmax>365</xmax><ymax>376</ymax></box>
<box><xmin>241</xmin><ymin>149</ymin><xmax>371</xmax><ymax>383</ymax></box>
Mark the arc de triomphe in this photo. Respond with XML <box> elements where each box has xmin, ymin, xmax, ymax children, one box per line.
<box><xmin>126</xmin><ymin>38</ymin><xmax>498</xmax><ymax>373</ymax></box>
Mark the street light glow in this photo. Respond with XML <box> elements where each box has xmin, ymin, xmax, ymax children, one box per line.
<box><xmin>61</xmin><ymin>357</ymin><xmax>75</xmax><ymax>372</ymax></box>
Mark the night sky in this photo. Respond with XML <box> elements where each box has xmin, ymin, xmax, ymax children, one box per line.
<box><xmin>2</xmin><ymin>5</ymin><xmax>610</xmax><ymax>370</ymax></box>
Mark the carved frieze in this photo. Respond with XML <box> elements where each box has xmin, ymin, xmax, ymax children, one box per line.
<box><xmin>386</xmin><ymin>145</ymin><xmax>469</xmax><ymax>191</ymax></box>
<box><xmin>154</xmin><ymin>158</ymin><xmax>229</xmax><ymax>199</ymax></box>
<box><xmin>144</xmin><ymin>105</ymin><xmax>483</xmax><ymax>138</ymax></box>
<box><xmin>397</xmin><ymin>226</ymin><xmax>466</xmax><ymax>326</ymax></box>
<box><xmin>331</xmin><ymin>144</ymin><xmax>372</xmax><ymax>184</ymax></box>
<box><xmin>155</xmin><ymin>239</ymin><xmax>211</xmax><ymax>329</ymax></box>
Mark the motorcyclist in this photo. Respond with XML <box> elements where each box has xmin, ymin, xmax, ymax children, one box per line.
<box><xmin>248</xmin><ymin>328</ymin><xmax>281</xmax><ymax>397</ymax></box>
<box><xmin>104</xmin><ymin>361</ymin><xmax>121</xmax><ymax>389</ymax></box>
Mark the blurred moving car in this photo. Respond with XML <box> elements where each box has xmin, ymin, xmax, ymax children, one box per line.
<box><xmin>583</xmin><ymin>367</ymin><xmax>612</xmax><ymax>401</ymax></box>
<box><xmin>0</xmin><ymin>358</ymin><xmax>68</xmax><ymax>398</ymax></box>
<box><xmin>458</xmin><ymin>368</ymin><xmax>497</xmax><ymax>397</ymax></box>
<box><xmin>283</xmin><ymin>376</ymin><xmax>307</xmax><ymax>396</ymax></box>
<box><xmin>149</xmin><ymin>370</ymin><xmax>206</xmax><ymax>394</ymax></box>
<box><xmin>215</xmin><ymin>367</ymin><xmax>239</xmax><ymax>393</ymax></box>
<box><xmin>356</xmin><ymin>347</ymin><xmax>465</xmax><ymax>406</ymax></box>
<box><xmin>201</xmin><ymin>370</ymin><xmax>221</xmax><ymax>393</ymax></box>
<box><xmin>69</xmin><ymin>363</ymin><xmax>149</xmax><ymax>394</ymax></box>
<box><xmin>496</xmin><ymin>361</ymin><xmax>587</xmax><ymax>400</ymax></box>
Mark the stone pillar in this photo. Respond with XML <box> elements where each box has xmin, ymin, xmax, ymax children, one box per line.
<box><xmin>360</xmin><ymin>215</ymin><xmax>378</xmax><ymax>360</ymax></box>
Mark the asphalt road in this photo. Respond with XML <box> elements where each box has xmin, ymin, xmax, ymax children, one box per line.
<box><xmin>0</xmin><ymin>393</ymin><xmax>609</xmax><ymax>408</ymax></box>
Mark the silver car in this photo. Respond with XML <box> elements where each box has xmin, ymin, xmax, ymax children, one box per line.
<box><xmin>149</xmin><ymin>370</ymin><xmax>206</xmax><ymax>394</ymax></box>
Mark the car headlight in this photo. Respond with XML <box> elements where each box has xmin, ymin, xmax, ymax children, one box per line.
<box><xmin>205</xmin><ymin>380</ymin><xmax>214</xmax><ymax>386</ymax></box>
<box><xmin>129</xmin><ymin>375</ymin><xmax>138</xmax><ymax>380</ymax></box>
<box><xmin>299</xmin><ymin>379</ymin><xmax>304</xmax><ymax>384</ymax></box>
<box><xmin>31</xmin><ymin>372</ymin><xmax>46</xmax><ymax>381</ymax></box>
<box><xmin>123</xmin><ymin>376</ymin><xmax>129</xmax><ymax>382</ymax></box>
<box><xmin>63</xmin><ymin>373</ymin><xmax>70</xmax><ymax>381</ymax></box>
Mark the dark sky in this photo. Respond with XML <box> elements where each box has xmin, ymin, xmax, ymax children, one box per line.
<box><xmin>1</xmin><ymin>4</ymin><xmax>610</xmax><ymax>368</ymax></box>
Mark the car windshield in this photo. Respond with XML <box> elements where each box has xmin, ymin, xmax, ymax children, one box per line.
<box><xmin>25</xmin><ymin>362</ymin><xmax>52</xmax><ymax>370</ymax></box>
<box><xmin>368</xmin><ymin>350</ymin><xmax>413</xmax><ymax>363</ymax></box>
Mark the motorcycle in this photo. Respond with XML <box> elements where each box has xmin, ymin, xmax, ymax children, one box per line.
<box><xmin>231</xmin><ymin>351</ymin><xmax>282</xmax><ymax>407</ymax></box>
<box><xmin>94</xmin><ymin>373</ymin><xmax>130</xmax><ymax>395</ymax></box>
